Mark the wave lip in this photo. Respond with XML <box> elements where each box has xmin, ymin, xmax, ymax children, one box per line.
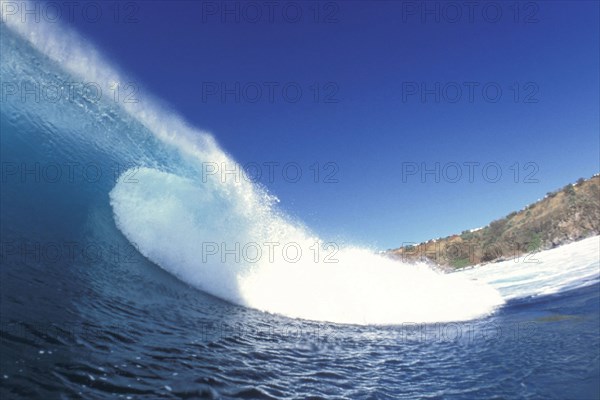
<box><xmin>110</xmin><ymin>167</ymin><xmax>505</xmax><ymax>325</ymax></box>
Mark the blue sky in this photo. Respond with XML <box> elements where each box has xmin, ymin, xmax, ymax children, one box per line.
<box><xmin>61</xmin><ymin>0</ymin><xmax>599</xmax><ymax>249</ymax></box>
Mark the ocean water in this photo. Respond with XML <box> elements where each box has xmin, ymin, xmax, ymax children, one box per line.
<box><xmin>1</xmin><ymin>11</ymin><xmax>599</xmax><ymax>400</ymax></box>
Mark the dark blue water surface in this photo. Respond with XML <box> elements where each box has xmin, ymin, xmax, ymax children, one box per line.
<box><xmin>1</xmin><ymin>22</ymin><xmax>599</xmax><ymax>400</ymax></box>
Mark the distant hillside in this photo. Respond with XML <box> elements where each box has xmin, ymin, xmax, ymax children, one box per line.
<box><xmin>388</xmin><ymin>175</ymin><xmax>600</xmax><ymax>269</ymax></box>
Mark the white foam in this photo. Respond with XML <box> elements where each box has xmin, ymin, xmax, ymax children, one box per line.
<box><xmin>459</xmin><ymin>236</ymin><xmax>600</xmax><ymax>300</ymax></box>
<box><xmin>110</xmin><ymin>168</ymin><xmax>505</xmax><ymax>325</ymax></box>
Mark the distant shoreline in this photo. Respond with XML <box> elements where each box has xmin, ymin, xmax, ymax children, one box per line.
<box><xmin>387</xmin><ymin>174</ymin><xmax>600</xmax><ymax>270</ymax></box>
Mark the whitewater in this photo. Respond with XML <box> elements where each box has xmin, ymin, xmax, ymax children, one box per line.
<box><xmin>2</xmin><ymin>1</ymin><xmax>598</xmax><ymax>326</ymax></box>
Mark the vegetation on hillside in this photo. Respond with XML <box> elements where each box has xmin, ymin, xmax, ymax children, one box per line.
<box><xmin>389</xmin><ymin>175</ymin><xmax>600</xmax><ymax>269</ymax></box>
